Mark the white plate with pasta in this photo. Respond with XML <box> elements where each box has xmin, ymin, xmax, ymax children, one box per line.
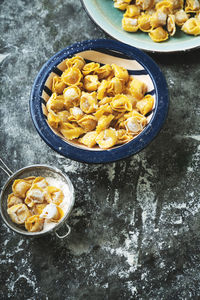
<box><xmin>81</xmin><ymin>0</ymin><xmax>200</xmax><ymax>53</ymax></box>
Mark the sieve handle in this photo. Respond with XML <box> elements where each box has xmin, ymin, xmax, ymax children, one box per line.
<box><xmin>0</xmin><ymin>158</ymin><xmax>13</xmax><ymax>177</ymax></box>
<box><xmin>55</xmin><ymin>223</ymin><xmax>71</xmax><ymax>239</ymax></box>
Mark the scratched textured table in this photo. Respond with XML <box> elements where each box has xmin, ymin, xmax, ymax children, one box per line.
<box><xmin>0</xmin><ymin>1</ymin><xmax>200</xmax><ymax>299</ymax></box>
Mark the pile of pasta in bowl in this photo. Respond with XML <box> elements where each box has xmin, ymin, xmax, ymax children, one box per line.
<box><xmin>7</xmin><ymin>176</ymin><xmax>66</xmax><ymax>233</ymax></box>
<box><xmin>45</xmin><ymin>55</ymin><xmax>154</xmax><ymax>150</ymax></box>
<box><xmin>113</xmin><ymin>0</ymin><xmax>200</xmax><ymax>42</ymax></box>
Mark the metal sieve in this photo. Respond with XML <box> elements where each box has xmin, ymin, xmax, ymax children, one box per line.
<box><xmin>0</xmin><ymin>158</ymin><xmax>75</xmax><ymax>238</ymax></box>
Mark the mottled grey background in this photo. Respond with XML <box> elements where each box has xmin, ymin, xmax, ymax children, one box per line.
<box><xmin>0</xmin><ymin>0</ymin><xmax>200</xmax><ymax>299</ymax></box>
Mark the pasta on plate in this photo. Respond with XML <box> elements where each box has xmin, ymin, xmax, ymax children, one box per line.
<box><xmin>113</xmin><ymin>0</ymin><xmax>200</xmax><ymax>42</ymax></box>
<box><xmin>7</xmin><ymin>176</ymin><xmax>65</xmax><ymax>233</ymax></box>
<box><xmin>45</xmin><ymin>56</ymin><xmax>154</xmax><ymax>149</ymax></box>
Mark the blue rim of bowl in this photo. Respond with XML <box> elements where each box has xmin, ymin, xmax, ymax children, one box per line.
<box><xmin>30</xmin><ymin>39</ymin><xmax>169</xmax><ymax>164</ymax></box>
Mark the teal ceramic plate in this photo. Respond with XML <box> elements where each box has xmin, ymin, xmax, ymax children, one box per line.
<box><xmin>82</xmin><ymin>0</ymin><xmax>200</xmax><ymax>53</ymax></box>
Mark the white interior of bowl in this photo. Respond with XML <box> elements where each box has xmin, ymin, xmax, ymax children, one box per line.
<box><xmin>41</xmin><ymin>50</ymin><xmax>156</xmax><ymax>151</ymax></box>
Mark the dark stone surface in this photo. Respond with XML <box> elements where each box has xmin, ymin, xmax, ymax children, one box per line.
<box><xmin>0</xmin><ymin>0</ymin><xmax>200</xmax><ymax>299</ymax></box>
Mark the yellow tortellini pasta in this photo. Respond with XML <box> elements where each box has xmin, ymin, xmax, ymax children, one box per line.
<box><xmin>113</xmin><ymin>0</ymin><xmax>200</xmax><ymax>41</ymax></box>
<box><xmin>25</xmin><ymin>215</ymin><xmax>44</xmax><ymax>232</ymax></box>
<box><xmin>52</xmin><ymin>76</ymin><xmax>66</xmax><ymax>95</ymax></box>
<box><xmin>7</xmin><ymin>204</ymin><xmax>31</xmax><ymax>225</ymax></box>
<box><xmin>114</xmin><ymin>0</ymin><xmax>132</xmax><ymax>10</ymax></box>
<box><xmin>181</xmin><ymin>17</ymin><xmax>200</xmax><ymax>35</ymax></box>
<box><xmin>7</xmin><ymin>176</ymin><xmax>66</xmax><ymax>233</ymax></box>
<box><xmin>149</xmin><ymin>26</ymin><xmax>169</xmax><ymax>42</ymax></box>
<box><xmin>65</xmin><ymin>56</ymin><xmax>85</xmax><ymax>70</ymax></box>
<box><xmin>45</xmin><ymin>56</ymin><xmax>154</xmax><ymax>149</ymax></box>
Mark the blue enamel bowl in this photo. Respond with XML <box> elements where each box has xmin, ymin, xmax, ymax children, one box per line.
<box><xmin>30</xmin><ymin>39</ymin><xmax>169</xmax><ymax>164</ymax></box>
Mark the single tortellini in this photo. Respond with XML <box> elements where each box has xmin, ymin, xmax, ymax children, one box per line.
<box><xmin>155</xmin><ymin>1</ymin><xmax>173</xmax><ymax>14</ymax></box>
<box><xmin>111</xmin><ymin>95</ymin><xmax>132</xmax><ymax>112</ymax></box>
<box><xmin>84</xmin><ymin>75</ymin><xmax>100</xmax><ymax>92</ymax></box>
<box><xmin>175</xmin><ymin>9</ymin><xmax>189</xmax><ymax>26</ymax></box>
<box><xmin>111</xmin><ymin>64</ymin><xmax>129</xmax><ymax>83</ymax></box>
<box><xmin>96</xmin><ymin>64</ymin><xmax>112</xmax><ymax>80</ymax></box>
<box><xmin>167</xmin><ymin>14</ymin><xmax>176</xmax><ymax>36</ymax></box>
<box><xmin>138</xmin><ymin>13</ymin><xmax>152</xmax><ymax>32</ymax></box>
<box><xmin>94</xmin><ymin>103</ymin><xmax>113</xmax><ymax>119</ymax></box>
<box><xmin>59</xmin><ymin>123</ymin><xmax>85</xmax><ymax>140</ymax></box>
<box><xmin>12</xmin><ymin>177</ymin><xmax>35</xmax><ymax>199</ymax></box>
<box><xmin>46</xmin><ymin>93</ymin><xmax>65</xmax><ymax>113</ymax></box>
<box><xmin>65</xmin><ymin>56</ymin><xmax>86</xmax><ymax>70</ymax></box>
<box><xmin>69</xmin><ymin>107</ymin><xmax>84</xmax><ymax>121</ymax></box>
<box><xmin>125</xmin><ymin>117</ymin><xmax>144</xmax><ymax>134</ymax></box>
<box><xmin>7</xmin><ymin>203</ymin><xmax>31</xmax><ymax>225</ymax></box>
<box><xmin>136</xmin><ymin>95</ymin><xmax>154</xmax><ymax>115</ymax></box>
<box><xmin>122</xmin><ymin>17</ymin><xmax>139</xmax><ymax>32</ymax></box>
<box><xmin>52</xmin><ymin>76</ymin><xmax>66</xmax><ymax>95</ymax></box>
<box><xmin>25</xmin><ymin>215</ymin><xmax>44</xmax><ymax>232</ymax></box>
<box><xmin>47</xmin><ymin>111</ymin><xmax>60</xmax><ymax>129</ymax></box>
<box><xmin>57</xmin><ymin>110</ymin><xmax>70</xmax><ymax>123</ymax></box>
<box><xmin>80</xmin><ymin>92</ymin><xmax>98</xmax><ymax>114</ymax></box>
<box><xmin>124</xmin><ymin>5</ymin><xmax>141</xmax><ymax>17</ymax></box>
<box><xmin>40</xmin><ymin>203</ymin><xmax>64</xmax><ymax>222</ymax></box>
<box><xmin>82</xmin><ymin>62</ymin><xmax>100</xmax><ymax>76</ymax></box>
<box><xmin>136</xmin><ymin>0</ymin><xmax>154</xmax><ymax>10</ymax></box>
<box><xmin>25</xmin><ymin>184</ymin><xmax>46</xmax><ymax>207</ymax></box>
<box><xmin>96</xmin><ymin>115</ymin><xmax>115</xmax><ymax>133</ymax></box>
<box><xmin>181</xmin><ymin>17</ymin><xmax>200</xmax><ymax>35</ymax></box>
<box><xmin>116</xmin><ymin>129</ymin><xmax>133</xmax><ymax>144</ymax></box>
<box><xmin>7</xmin><ymin>193</ymin><xmax>23</xmax><ymax>208</ymax></box>
<box><xmin>97</xmin><ymin>80</ymin><xmax>109</xmax><ymax>100</ymax></box>
<box><xmin>32</xmin><ymin>177</ymin><xmax>48</xmax><ymax>189</ymax></box>
<box><xmin>45</xmin><ymin>186</ymin><xmax>64</xmax><ymax>205</ymax></box>
<box><xmin>61</xmin><ymin>67</ymin><xmax>82</xmax><ymax>86</ymax></box>
<box><xmin>96</xmin><ymin>128</ymin><xmax>118</xmax><ymax>149</ymax></box>
<box><xmin>185</xmin><ymin>0</ymin><xmax>200</xmax><ymax>12</ymax></box>
<box><xmin>128</xmin><ymin>77</ymin><xmax>147</xmax><ymax>100</ymax></box>
<box><xmin>78</xmin><ymin>115</ymin><xmax>97</xmax><ymax>132</ymax></box>
<box><xmin>149</xmin><ymin>26</ymin><xmax>169</xmax><ymax>42</ymax></box>
<box><xmin>150</xmin><ymin>10</ymin><xmax>168</xmax><ymax>29</ymax></box>
<box><xmin>63</xmin><ymin>86</ymin><xmax>81</xmax><ymax>108</ymax></box>
<box><xmin>79</xmin><ymin>131</ymin><xmax>98</xmax><ymax>148</ymax></box>
<box><xmin>107</xmin><ymin>77</ymin><xmax>124</xmax><ymax>96</ymax></box>
<box><xmin>114</xmin><ymin>0</ymin><xmax>132</xmax><ymax>10</ymax></box>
